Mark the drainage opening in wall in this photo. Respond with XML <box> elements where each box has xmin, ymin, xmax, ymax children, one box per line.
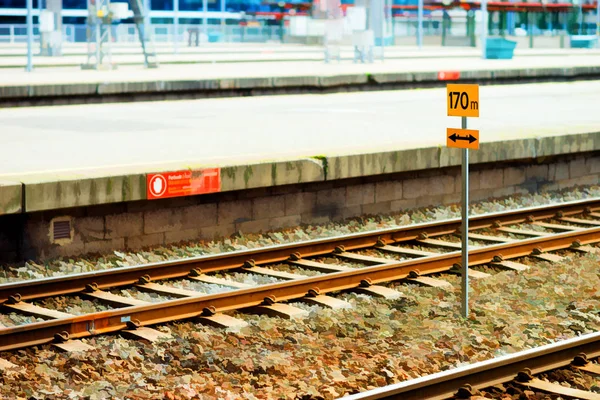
<box><xmin>50</xmin><ymin>217</ymin><xmax>73</xmax><ymax>245</ymax></box>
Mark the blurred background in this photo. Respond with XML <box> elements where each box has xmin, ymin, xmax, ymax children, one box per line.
<box><xmin>1</xmin><ymin>0</ymin><xmax>598</xmax><ymax>56</ymax></box>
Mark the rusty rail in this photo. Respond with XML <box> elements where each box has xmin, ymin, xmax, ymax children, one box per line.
<box><xmin>1</xmin><ymin>224</ymin><xmax>599</xmax><ymax>351</ymax></box>
<box><xmin>341</xmin><ymin>331</ymin><xmax>600</xmax><ymax>400</ymax></box>
<box><xmin>0</xmin><ymin>198</ymin><xmax>599</xmax><ymax>351</ymax></box>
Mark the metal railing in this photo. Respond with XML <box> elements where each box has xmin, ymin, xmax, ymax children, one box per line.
<box><xmin>0</xmin><ymin>23</ymin><xmax>286</xmax><ymax>44</ymax></box>
<box><xmin>0</xmin><ymin>24</ymin><xmax>40</xmax><ymax>43</ymax></box>
<box><xmin>0</xmin><ymin>18</ymin><xmax>597</xmax><ymax>46</ymax></box>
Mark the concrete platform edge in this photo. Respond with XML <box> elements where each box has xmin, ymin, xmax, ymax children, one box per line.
<box><xmin>0</xmin><ymin>180</ymin><xmax>23</xmax><ymax>215</ymax></box>
<box><xmin>3</xmin><ymin>131</ymin><xmax>599</xmax><ymax>215</ymax></box>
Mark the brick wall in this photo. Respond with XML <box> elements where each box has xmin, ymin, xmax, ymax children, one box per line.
<box><xmin>3</xmin><ymin>152</ymin><xmax>598</xmax><ymax>262</ymax></box>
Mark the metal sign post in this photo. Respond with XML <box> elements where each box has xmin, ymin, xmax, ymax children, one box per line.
<box><xmin>26</xmin><ymin>0</ymin><xmax>33</xmax><ymax>72</ymax></box>
<box><xmin>446</xmin><ymin>84</ymin><xmax>480</xmax><ymax>318</ymax></box>
<box><xmin>460</xmin><ymin>117</ymin><xmax>469</xmax><ymax>318</ymax></box>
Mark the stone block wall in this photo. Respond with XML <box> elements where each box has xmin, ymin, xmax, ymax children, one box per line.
<box><xmin>2</xmin><ymin>152</ymin><xmax>598</xmax><ymax>262</ymax></box>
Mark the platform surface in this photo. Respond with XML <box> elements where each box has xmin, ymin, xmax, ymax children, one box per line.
<box><xmin>2</xmin><ymin>50</ymin><xmax>600</xmax><ymax>86</ymax></box>
<box><xmin>0</xmin><ymin>80</ymin><xmax>598</xmax><ymax>214</ymax></box>
<box><xmin>1</xmin><ymin>80</ymin><xmax>599</xmax><ymax>176</ymax></box>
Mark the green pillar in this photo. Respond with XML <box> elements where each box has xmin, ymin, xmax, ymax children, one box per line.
<box><xmin>567</xmin><ymin>7</ymin><xmax>578</xmax><ymax>34</ymax></box>
<box><xmin>442</xmin><ymin>11</ymin><xmax>448</xmax><ymax>46</ymax></box>
<box><xmin>467</xmin><ymin>10</ymin><xmax>476</xmax><ymax>46</ymax></box>
<box><xmin>528</xmin><ymin>12</ymin><xmax>534</xmax><ymax>48</ymax></box>
<box><xmin>500</xmin><ymin>11</ymin><xmax>507</xmax><ymax>37</ymax></box>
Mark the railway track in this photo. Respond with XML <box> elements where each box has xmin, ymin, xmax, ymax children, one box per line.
<box><xmin>0</xmin><ymin>198</ymin><xmax>599</xmax><ymax>352</ymax></box>
<box><xmin>343</xmin><ymin>330</ymin><xmax>600</xmax><ymax>400</ymax></box>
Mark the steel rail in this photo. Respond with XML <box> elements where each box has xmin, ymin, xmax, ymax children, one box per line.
<box><xmin>1</xmin><ymin>223</ymin><xmax>599</xmax><ymax>351</ymax></box>
<box><xmin>0</xmin><ymin>198</ymin><xmax>598</xmax><ymax>304</ymax></box>
<box><xmin>340</xmin><ymin>331</ymin><xmax>600</xmax><ymax>400</ymax></box>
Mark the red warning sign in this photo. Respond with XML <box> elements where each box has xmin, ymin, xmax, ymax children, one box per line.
<box><xmin>147</xmin><ymin>168</ymin><xmax>221</xmax><ymax>200</ymax></box>
<box><xmin>438</xmin><ymin>71</ymin><xmax>460</xmax><ymax>81</ymax></box>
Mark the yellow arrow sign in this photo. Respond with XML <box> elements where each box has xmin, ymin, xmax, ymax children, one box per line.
<box><xmin>447</xmin><ymin>128</ymin><xmax>480</xmax><ymax>150</ymax></box>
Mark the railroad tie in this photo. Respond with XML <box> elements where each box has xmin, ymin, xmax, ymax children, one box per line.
<box><xmin>333</xmin><ymin>248</ymin><xmax>394</xmax><ymax>265</ymax></box>
<box><xmin>559</xmin><ymin>216</ymin><xmax>600</xmax><ymax>226</ymax></box>
<box><xmin>300</xmin><ymin>291</ymin><xmax>352</xmax><ymax>309</ymax></box>
<box><xmin>198</xmin><ymin>313</ymin><xmax>249</xmax><ymax>330</ymax></box>
<box><xmin>52</xmin><ymin>331</ymin><xmax>95</xmax><ymax>353</ymax></box>
<box><xmin>353</xmin><ymin>279</ymin><xmax>403</xmax><ymax>299</ymax></box>
<box><xmin>188</xmin><ymin>271</ymin><xmax>252</xmax><ymax>289</ymax></box>
<box><xmin>4</xmin><ymin>302</ymin><xmax>75</xmax><ymax>320</ymax></box>
<box><xmin>355</xmin><ymin>285</ymin><xmax>403</xmax><ymax>299</ymax></box>
<box><xmin>82</xmin><ymin>289</ymin><xmax>151</xmax><ymax>308</ymax></box>
<box><xmin>449</xmin><ymin>264</ymin><xmax>491</xmax><ymax>279</ymax></box>
<box><xmin>570</xmin><ymin>241</ymin><xmax>600</xmax><ymax>254</ymax></box>
<box><xmin>496</xmin><ymin>226</ymin><xmax>551</xmax><ymax>237</ymax></box>
<box><xmin>491</xmin><ymin>260</ymin><xmax>529</xmax><ymax>271</ymax></box>
<box><xmin>576</xmin><ymin>362</ymin><xmax>600</xmax><ymax>375</ymax></box>
<box><xmin>53</xmin><ymin>340</ymin><xmax>95</xmax><ymax>353</ymax></box>
<box><xmin>287</xmin><ymin>258</ymin><xmax>352</xmax><ymax>273</ymax></box>
<box><xmin>377</xmin><ymin>244</ymin><xmax>438</xmax><ymax>257</ymax></box>
<box><xmin>572</xmin><ymin>354</ymin><xmax>600</xmax><ymax>376</ymax></box>
<box><xmin>123</xmin><ymin>327</ymin><xmax>170</xmax><ymax>342</ymax></box>
<box><xmin>243</xmin><ymin>262</ymin><xmax>305</xmax><ymax>280</ymax></box>
<box><xmin>533</xmin><ymin>221</ymin><xmax>584</xmax><ymax>231</ymax></box>
<box><xmin>516</xmin><ymin>377</ymin><xmax>600</xmax><ymax>400</ymax></box>
<box><xmin>530</xmin><ymin>249</ymin><xmax>565</xmax><ymax>263</ymax></box>
<box><xmin>466</xmin><ymin>232</ymin><xmax>515</xmax><ymax>243</ymax></box>
<box><xmin>532</xmin><ymin>221</ymin><xmax>585</xmax><ymax>231</ymax></box>
<box><xmin>573</xmin><ymin>245</ymin><xmax>600</xmax><ymax>254</ymax></box>
<box><xmin>122</xmin><ymin>320</ymin><xmax>171</xmax><ymax>343</ymax></box>
<box><xmin>249</xmin><ymin>296</ymin><xmax>309</xmax><ymax>320</ymax></box>
<box><xmin>136</xmin><ymin>280</ymin><xmax>204</xmax><ymax>298</ymax></box>
<box><xmin>417</xmin><ymin>238</ymin><xmax>478</xmax><ymax>250</ymax></box>
<box><xmin>406</xmin><ymin>271</ymin><xmax>452</xmax><ymax>288</ymax></box>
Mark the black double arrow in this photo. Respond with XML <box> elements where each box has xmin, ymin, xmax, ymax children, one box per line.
<box><xmin>448</xmin><ymin>133</ymin><xmax>477</xmax><ymax>144</ymax></box>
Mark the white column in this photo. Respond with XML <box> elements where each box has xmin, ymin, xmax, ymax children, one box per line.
<box><xmin>417</xmin><ymin>0</ymin><xmax>423</xmax><ymax>48</ymax></box>
<box><xmin>26</xmin><ymin>0</ymin><xmax>33</xmax><ymax>71</ymax></box>
<box><xmin>174</xmin><ymin>0</ymin><xmax>179</xmax><ymax>53</ymax></box>
<box><xmin>481</xmin><ymin>0</ymin><xmax>488</xmax><ymax>58</ymax></box>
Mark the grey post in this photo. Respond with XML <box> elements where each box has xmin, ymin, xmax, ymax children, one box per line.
<box><xmin>174</xmin><ymin>0</ymin><xmax>179</xmax><ymax>53</ymax></box>
<box><xmin>579</xmin><ymin>1</ymin><xmax>583</xmax><ymax>35</ymax></box>
<box><xmin>597</xmin><ymin>0</ymin><xmax>600</xmax><ymax>47</ymax></box>
<box><xmin>381</xmin><ymin>0</ymin><xmax>385</xmax><ymax>60</ymax></box>
<box><xmin>203</xmin><ymin>0</ymin><xmax>208</xmax><ymax>38</ymax></box>
<box><xmin>481</xmin><ymin>0</ymin><xmax>487</xmax><ymax>58</ymax></box>
<box><xmin>461</xmin><ymin>116</ymin><xmax>469</xmax><ymax>318</ymax></box>
<box><xmin>221</xmin><ymin>0</ymin><xmax>226</xmax><ymax>29</ymax></box>
<box><xmin>417</xmin><ymin>0</ymin><xmax>423</xmax><ymax>48</ymax></box>
<box><xmin>144</xmin><ymin>0</ymin><xmax>150</xmax><ymax>41</ymax></box>
<box><xmin>26</xmin><ymin>0</ymin><xmax>33</xmax><ymax>72</ymax></box>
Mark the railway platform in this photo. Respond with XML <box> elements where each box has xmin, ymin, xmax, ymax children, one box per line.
<box><xmin>2</xmin><ymin>49</ymin><xmax>600</xmax><ymax>107</ymax></box>
<box><xmin>0</xmin><ymin>81</ymin><xmax>598</xmax><ymax>261</ymax></box>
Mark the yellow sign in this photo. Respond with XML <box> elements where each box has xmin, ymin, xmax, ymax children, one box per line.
<box><xmin>447</xmin><ymin>128</ymin><xmax>480</xmax><ymax>150</ymax></box>
<box><xmin>447</xmin><ymin>84</ymin><xmax>479</xmax><ymax>118</ymax></box>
